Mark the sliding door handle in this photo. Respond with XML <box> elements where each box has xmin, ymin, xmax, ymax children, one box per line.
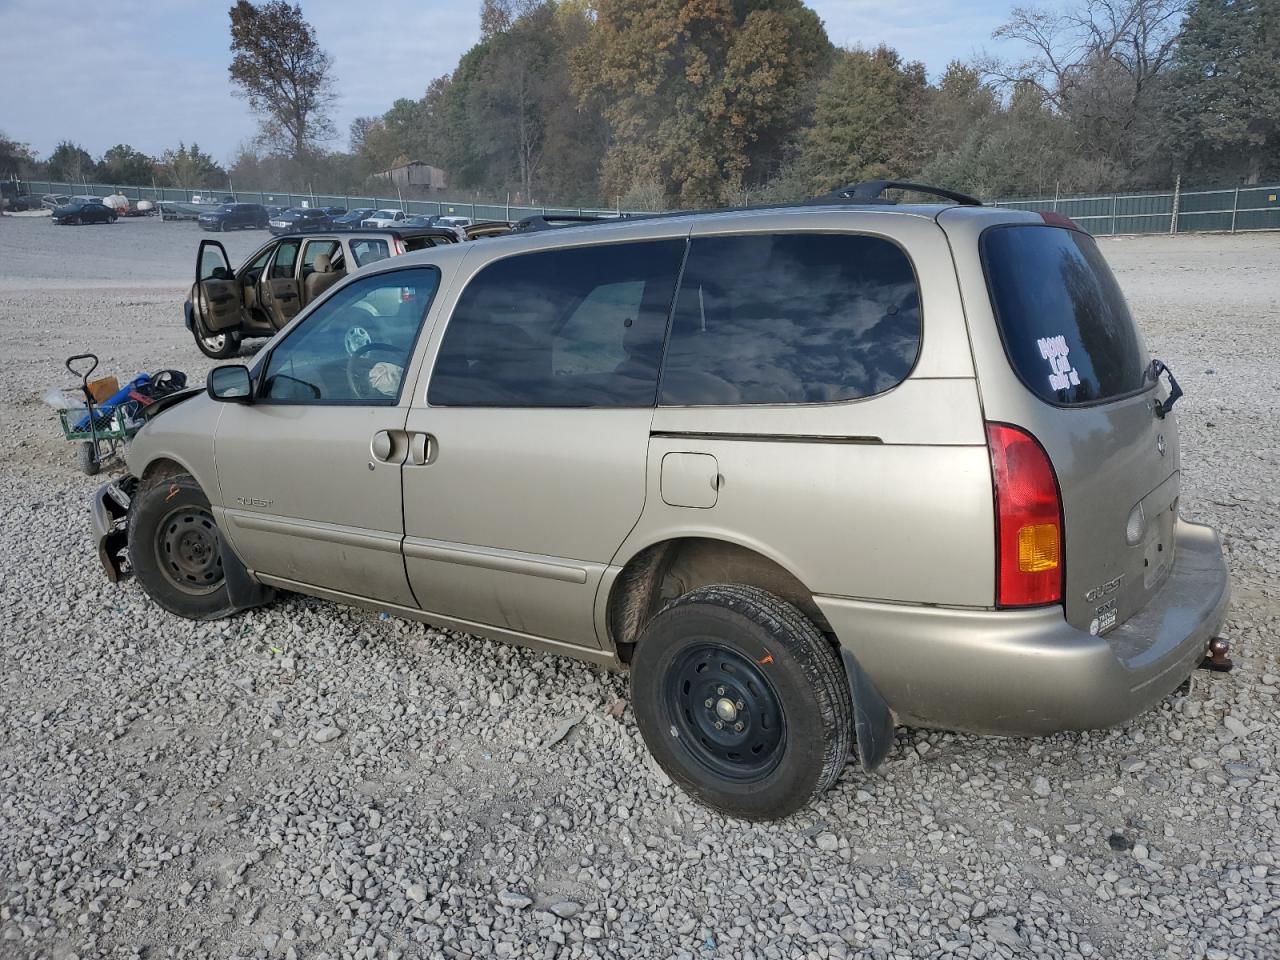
<box><xmin>409</xmin><ymin>432</ymin><xmax>435</xmax><ymax>466</ymax></box>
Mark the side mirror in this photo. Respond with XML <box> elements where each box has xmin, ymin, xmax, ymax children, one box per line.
<box><xmin>207</xmin><ymin>364</ymin><xmax>254</xmax><ymax>403</ymax></box>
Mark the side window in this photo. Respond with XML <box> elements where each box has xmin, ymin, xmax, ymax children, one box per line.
<box><xmin>301</xmin><ymin>240</ymin><xmax>340</xmax><ymax>277</ymax></box>
<box><xmin>260</xmin><ymin>267</ymin><xmax>440</xmax><ymax>404</ymax></box>
<box><xmin>242</xmin><ymin>246</ymin><xmax>275</xmax><ymax>284</ymax></box>
<box><xmin>270</xmin><ymin>240</ymin><xmax>300</xmax><ymax>280</ymax></box>
<box><xmin>198</xmin><ymin>243</ymin><xmax>231</xmax><ymax>281</ymax></box>
<box><xmin>659</xmin><ymin>233</ymin><xmax>921</xmax><ymax>405</ymax></box>
<box><xmin>351</xmin><ymin>239</ymin><xmax>390</xmax><ymax>267</ymax></box>
<box><xmin>428</xmin><ymin>240</ymin><xmax>685</xmax><ymax>408</ymax></box>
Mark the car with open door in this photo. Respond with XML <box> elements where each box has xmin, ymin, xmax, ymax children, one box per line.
<box><xmin>101</xmin><ymin>180</ymin><xmax>1229</xmax><ymax>822</ymax></box>
<box><xmin>184</xmin><ymin>227</ymin><xmax>459</xmax><ymax>358</ymax></box>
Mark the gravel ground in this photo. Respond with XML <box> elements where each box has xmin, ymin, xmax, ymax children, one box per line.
<box><xmin>0</xmin><ymin>215</ymin><xmax>1277</xmax><ymax>960</ymax></box>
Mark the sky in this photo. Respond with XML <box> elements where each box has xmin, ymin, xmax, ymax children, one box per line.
<box><xmin>0</xmin><ymin>0</ymin><xmax>1012</xmax><ymax>164</ymax></box>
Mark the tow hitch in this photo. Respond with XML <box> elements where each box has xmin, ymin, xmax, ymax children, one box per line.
<box><xmin>91</xmin><ymin>476</ymin><xmax>137</xmax><ymax>582</ymax></box>
<box><xmin>1199</xmin><ymin>636</ymin><xmax>1233</xmax><ymax>673</ymax></box>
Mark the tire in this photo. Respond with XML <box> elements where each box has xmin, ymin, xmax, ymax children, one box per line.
<box><xmin>78</xmin><ymin>442</ymin><xmax>100</xmax><ymax>476</ymax></box>
<box><xmin>631</xmin><ymin>584</ymin><xmax>853</xmax><ymax>820</ymax></box>
<box><xmin>127</xmin><ymin>471</ymin><xmax>233</xmax><ymax>619</ymax></box>
<box><xmin>193</xmin><ymin>307</ymin><xmax>243</xmax><ymax>359</ymax></box>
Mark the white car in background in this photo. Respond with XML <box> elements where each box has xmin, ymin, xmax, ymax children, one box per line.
<box><xmin>361</xmin><ymin>209</ymin><xmax>407</xmax><ymax>228</ymax></box>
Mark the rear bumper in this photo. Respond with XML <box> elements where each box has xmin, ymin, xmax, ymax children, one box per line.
<box><xmin>815</xmin><ymin>519</ymin><xmax>1230</xmax><ymax>736</ymax></box>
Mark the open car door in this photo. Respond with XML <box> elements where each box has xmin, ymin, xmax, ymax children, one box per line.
<box><xmin>260</xmin><ymin>238</ymin><xmax>303</xmax><ymax>330</ymax></box>
<box><xmin>195</xmin><ymin>239</ymin><xmax>245</xmax><ymax>333</ymax></box>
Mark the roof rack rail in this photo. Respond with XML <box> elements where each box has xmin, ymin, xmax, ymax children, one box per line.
<box><xmin>511</xmin><ymin>213</ymin><xmax>632</xmax><ymax>233</ymax></box>
<box><xmin>806</xmin><ymin>180</ymin><xmax>982</xmax><ymax>207</ymax></box>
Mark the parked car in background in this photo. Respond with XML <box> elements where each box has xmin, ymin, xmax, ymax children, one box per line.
<box><xmin>198</xmin><ymin>203</ymin><xmax>270</xmax><ymax>232</ymax></box>
<box><xmin>181</xmin><ymin>225</ymin><xmax>459</xmax><ymax>357</ymax></box>
<box><xmin>42</xmin><ymin>194</ymin><xmax>72</xmax><ymax>210</ymax></box>
<box><xmin>321</xmin><ymin>206</ymin><xmax>347</xmax><ymax>217</ymax></box>
<box><xmin>332</xmin><ymin>208</ymin><xmax>376</xmax><ymax>228</ymax></box>
<box><xmin>3</xmin><ymin>193</ymin><xmax>43</xmax><ymax>211</ymax></box>
<box><xmin>96</xmin><ymin>179</ymin><xmax>1229</xmax><ymax>822</ymax></box>
<box><xmin>51</xmin><ymin>198</ymin><xmax>117</xmax><ymax>225</ymax></box>
<box><xmin>268</xmin><ymin>207</ymin><xmax>332</xmax><ymax>235</ymax></box>
<box><xmin>361</xmin><ymin>209</ymin><xmax>407</xmax><ymax>228</ymax></box>
<box><xmin>463</xmin><ymin>220</ymin><xmax>514</xmax><ymax>240</ymax></box>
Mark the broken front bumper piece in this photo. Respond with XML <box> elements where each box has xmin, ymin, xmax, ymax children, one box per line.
<box><xmin>90</xmin><ymin>476</ymin><xmax>136</xmax><ymax>582</ymax></box>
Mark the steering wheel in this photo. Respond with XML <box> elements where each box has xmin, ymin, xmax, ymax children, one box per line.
<box><xmin>345</xmin><ymin>341</ymin><xmax>403</xmax><ymax>400</ymax></box>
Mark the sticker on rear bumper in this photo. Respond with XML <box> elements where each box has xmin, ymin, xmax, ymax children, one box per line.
<box><xmin>1038</xmin><ymin>335</ymin><xmax>1081</xmax><ymax>392</ymax></box>
<box><xmin>1090</xmin><ymin>600</ymin><xmax>1118</xmax><ymax>636</ymax></box>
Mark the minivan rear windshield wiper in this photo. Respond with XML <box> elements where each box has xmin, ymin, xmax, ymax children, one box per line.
<box><xmin>1146</xmin><ymin>359</ymin><xmax>1183</xmax><ymax>417</ymax></box>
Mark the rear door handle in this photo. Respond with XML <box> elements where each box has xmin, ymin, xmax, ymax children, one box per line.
<box><xmin>409</xmin><ymin>432</ymin><xmax>435</xmax><ymax>466</ymax></box>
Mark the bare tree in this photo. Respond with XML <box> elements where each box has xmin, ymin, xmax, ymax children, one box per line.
<box><xmin>981</xmin><ymin>0</ymin><xmax>1188</xmax><ymax>181</ymax></box>
<box><xmin>228</xmin><ymin>1</ymin><xmax>336</xmax><ymax>161</ymax></box>
<box><xmin>984</xmin><ymin>0</ymin><xmax>1187</xmax><ymax>114</ymax></box>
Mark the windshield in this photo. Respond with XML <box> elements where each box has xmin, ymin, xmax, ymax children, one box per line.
<box><xmin>981</xmin><ymin>224</ymin><xmax>1149</xmax><ymax>406</ymax></box>
<box><xmin>373</xmin><ymin>210</ymin><xmax>397</xmax><ymax>218</ymax></box>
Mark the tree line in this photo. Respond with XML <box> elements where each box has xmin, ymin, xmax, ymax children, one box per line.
<box><xmin>3</xmin><ymin>0</ymin><xmax>1277</xmax><ymax>207</ymax></box>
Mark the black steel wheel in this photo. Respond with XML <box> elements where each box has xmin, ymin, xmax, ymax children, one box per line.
<box><xmin>664</xmin><ymin>642</ymin><xmax>786</xmax><ymax>782</ymax></box>
<box><xmin>632</xmin><ymin>584</ymin><xmax>853</xmax><ymax>820</ymax></box>
<box><xmin>128</xmin><ymin>471</ymin><xmax>235</xmax><ymax>619</ymax></box>
<box><xmin>154</xmin><ymin>504</ymin><xmax>224</xmax><ymax>596</ymax></box>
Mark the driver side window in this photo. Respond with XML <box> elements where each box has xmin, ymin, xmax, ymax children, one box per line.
<box><xmin>261</xmin><ymin>267</ymin><xmax>440</xmax><ymax>404</ymax></box>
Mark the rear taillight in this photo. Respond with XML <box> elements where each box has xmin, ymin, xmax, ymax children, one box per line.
<box><xmin>393</xmin><ymin>237</ymin><xmax>406</xmax><ymax>255</ymax></box>
<box><xmin>987</xmin><ymin>422</ymin><xmax>1063</xmax><ymax>607</ymax></box>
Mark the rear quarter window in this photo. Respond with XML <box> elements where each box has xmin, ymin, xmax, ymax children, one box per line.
<box><xmin>980</xmin><ymin>224</ymin><xmax>1148</xmax><ymax>406</ymax></box>
<box><xmin>659</xmin><ymin>232</ymin><xmax>921</xmax><ymax>405</ymax></box>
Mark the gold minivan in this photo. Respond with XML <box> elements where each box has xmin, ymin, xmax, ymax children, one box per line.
<box><xmin>92</xmin><ymin>181</ymin><xmax>1230</xmax><ymax>820</ymax></box>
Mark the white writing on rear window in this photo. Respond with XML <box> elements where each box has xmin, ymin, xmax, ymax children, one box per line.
<box><xmin>1038</xmin><ymin>335</ymin><xmax>1081</xmax><ymax>392</ymax></box>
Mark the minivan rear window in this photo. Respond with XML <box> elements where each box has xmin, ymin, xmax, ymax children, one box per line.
<box><xmin>981</xmin><ymin>225</ymin><xmax>1148</xmax><ymax>406</ymax></box>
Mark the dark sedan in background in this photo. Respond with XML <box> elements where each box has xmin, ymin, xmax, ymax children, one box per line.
<box><xmin>331</xmin><ymin>207</ymin><xmax>375</xmax><ymax>227</ymax></box>
<box><xmin>267</xmin><ymin>207</ymin><xmax>331</xmax><ymax>235</ymax></box>
<box><xmin>51</xmin><ymin>198</ymin><xmax>117</xmax><ymax>225</ymax></box>
<box><xmin>197</xmin><ymin>203</ymin><xmax>270</xmax><ymax>232</ymax></box>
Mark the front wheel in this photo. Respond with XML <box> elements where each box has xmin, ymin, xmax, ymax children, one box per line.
<box><xmin>631</xmin><ymin>584</ymin><xmax>853</xmax><ymax>821</ymax></box>
<box><xmin>194</xmin><ymin>320</ymin><xmax>242</xmax><ymax>359</ymax></box>
<box><xmin>128</xmin><ymin>472</ymin><xmax>233</xmax><ymax>619</ymax></box>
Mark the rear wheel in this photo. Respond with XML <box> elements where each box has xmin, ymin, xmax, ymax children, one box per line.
<box><xmin>128</xmin><ymin>472</ymin><xmax>233</xmax><ymax>619</ymax></box>
<box><xmin>631</xmin><ymin>584</ymin><xmax>853</xmax><ymax>820</ymax></box>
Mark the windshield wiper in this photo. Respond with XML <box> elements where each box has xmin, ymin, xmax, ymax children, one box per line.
<box><xmin>1146</xmin><ymin>359</ymin><xmax>1183</xmax><ymax>418</ymax></box>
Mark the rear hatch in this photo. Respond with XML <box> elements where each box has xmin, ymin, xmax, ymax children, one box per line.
<box><xmin>944</xmin><ymin>212</ymin><xmax>1178</xmax><ymax>634</ymax></box>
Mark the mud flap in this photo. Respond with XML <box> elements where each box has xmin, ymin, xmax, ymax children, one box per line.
<box><xmin>840</xmin><ymin>648</ymin><xmax>895</xmax><ymax>772</ymax></box>
<box><xmin>220</xmin><ymin>537</ymin><xmax>276</xmax><ymax>611</ymax></box>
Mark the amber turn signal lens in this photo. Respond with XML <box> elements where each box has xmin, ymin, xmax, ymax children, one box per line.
<box><xmin>1017</xmin><ymin>523</ymin><xmax>1060</xmax><ymax>573</ymax></box>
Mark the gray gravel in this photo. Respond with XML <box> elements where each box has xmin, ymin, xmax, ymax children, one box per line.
<box><xmin>1</xmin><ymin>216</ymin><xmax>1277</xmax><ymax>959</ymax></box>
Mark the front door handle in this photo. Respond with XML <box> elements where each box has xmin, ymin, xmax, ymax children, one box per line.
<box><xmin>370</xmin><ymin>430</ymin><xmax>395</xmax><ymax>462</ymax></box>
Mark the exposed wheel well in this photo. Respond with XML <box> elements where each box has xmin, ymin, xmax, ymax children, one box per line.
<box><xmin>607</xmin><ymin>538</ymin><xmax>833</xmax><ymax>663</ymax></box>
<box><xmin>138</xmin><ymin>457</ymin><xmax>190</xmax><ymax>489</ymax></box>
